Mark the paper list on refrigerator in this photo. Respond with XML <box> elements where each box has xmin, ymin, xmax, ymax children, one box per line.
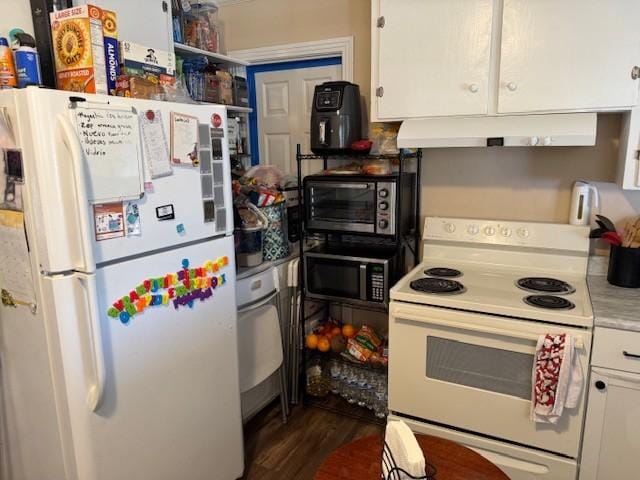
<box><xmin>140</xmin><ymin>109</ymin><xmax>172</xmax><ymax>179</ymax></box>
<box><xmin>0</xmin><ymin>209</ymin><xmax>35</xmax><ymax>306</ymax></box>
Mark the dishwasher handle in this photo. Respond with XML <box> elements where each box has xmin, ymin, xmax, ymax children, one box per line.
<box><xmin>237</xmin><ymin>290</ymin><xmax>278</xmax><ymax>314</ymax></box>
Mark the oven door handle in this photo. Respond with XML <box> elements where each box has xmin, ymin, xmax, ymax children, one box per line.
<box><xmin>310</xmin><ymin>182</ymin><xmax>373</xmax><ymax>190</ymax></box>
<box><xmin>392</xmin><ymin>308</ymin><xmax>584</xmax><ymax>349</ymax></box>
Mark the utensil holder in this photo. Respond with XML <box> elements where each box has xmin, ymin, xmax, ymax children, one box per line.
<box><xmin>607</xmin><ymin>245</ymin><xmax>640</xmax><ymax>288</ymax></box>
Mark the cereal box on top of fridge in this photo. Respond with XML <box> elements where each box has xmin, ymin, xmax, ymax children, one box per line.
<box><xmin>101</xmin><ymin>8</ymin><xmax>119</xmax><ymax>95</ymax></box>
<box><xmin>50</xmin><ymin>5</ymin><xmax>108</xmax><ymax>94</ymax></box>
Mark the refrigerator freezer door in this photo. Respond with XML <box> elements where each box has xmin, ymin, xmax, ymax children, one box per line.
<box><xmin>11</xmin><ymin>88</ymin><xmax>234</xmax><ymax>273</ymax></box>
<box><xmin>45</xmin><ymin>236</ymin><xmax>243</xmax><ymax>480</ymax></box>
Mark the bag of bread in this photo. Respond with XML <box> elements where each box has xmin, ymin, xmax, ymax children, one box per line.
<box><xmin>355</xmin><ymin>325</ymin><xmax>382</xmax><ymax>351</ymax></box>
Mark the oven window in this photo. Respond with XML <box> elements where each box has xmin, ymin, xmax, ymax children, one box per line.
<box><xmin>308</xmin><ymin>185</ymin><xmax>375</xmax><ymax>224</ymax></box>
<box><xmin>426</xmin><ymin>337</ymin><xmax>534</xmax><ymax>400</ymax></box>
<box><xmin>306</xmin><ymin>257</ymin><xmax>360</xmax><ymax>299</ymax></box>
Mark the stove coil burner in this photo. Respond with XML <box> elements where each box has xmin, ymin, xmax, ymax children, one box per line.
<box><xmin>410</xmin><ymin>277</ymin><xmax>466</xmax><ymax>295</ymax></box>
<box><xmin>517</xmin><ymin>277</ymin><xmax>575</xmax><ymax>295</ymax></box>
<box><xmin>524</xmin><ymin>295</ymin><xmax>575</xmax><ymax>310</ymax></box>
<box><xmin>424</xmin><ymin>267</ymin><xmax>462</xmax><ymax>278</ymax></box>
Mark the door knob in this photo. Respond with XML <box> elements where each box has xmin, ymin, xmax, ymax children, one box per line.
<box><xmin>507</xmin><ymin>82</ymin><xmax>518</xmax><ymax>92</ymax></box>
<box><xmin>468</xmin><ymin>83</ymin><xmax>479</xmax><ymax>93</ymax></box>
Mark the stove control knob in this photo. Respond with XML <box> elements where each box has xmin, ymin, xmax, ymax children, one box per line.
<box><xmin>517</xmin><ymin>227</ymin><xmax>530</xmax><ymax>238</ymax></box>
<box><xmin>378</xmin><ymin>219</ymin><xmax>389</xmax><ymax>229</ymax></box>
<box><xmin>501</xmin><ymin>227</ymin><xmax>512</xmax><ymax>237</ymax></box>
<box><xmin>379</xmin><ymin>188</ymin><xmax>389</xmax><ymax>198</ymax></box>
<box><xmin>379</xmin><ymin>201</ymin><xmax>389</xmax><ymax>211</ymax></box>
<box><xmin>484</xmin><ymin>226</ymin><xmax>496</xmax><ymax>236</ymax></box>
<box><xmin>444</xmin><ymin>223</ymin><xmax>456</xmax><ymax>233</ymax></box>
<box><xmin>467</xmin><ymin>224</ymin><xmax>479</xmax><ymax>236</ymax></box>
<box><xmin>530</xmin><ymin>136</ymin><xmax>540</xmax><ymax>146</ymax></box>
<box><xmin>543</xmin><ymin>136</ymin><xmax>553</xmax><ymax>146</ymax></box>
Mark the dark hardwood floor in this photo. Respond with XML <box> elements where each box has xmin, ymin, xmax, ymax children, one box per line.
<box><xmin>241</xmin><ymin>400</ymin><xmax>383</xmax><ymax>480</ymax></box>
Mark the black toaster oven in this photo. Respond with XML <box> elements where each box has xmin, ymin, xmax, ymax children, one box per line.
<box><xmin>303</xmin><ymin>173</ymin><xmax>415</xmax><ymax>239</ymax></box>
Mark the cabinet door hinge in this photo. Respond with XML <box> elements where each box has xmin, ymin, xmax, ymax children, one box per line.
<box><xmin>376</xmin><ymin>87</ymin><xmax>384</xmax><ymax>97</ymax></box>
<box><xmin>377</xmin><ymin>16</ymin><xmax>385</xmax><ymax>28</ymax></box>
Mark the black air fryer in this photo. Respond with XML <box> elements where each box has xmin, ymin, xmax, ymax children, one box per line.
<box><xmin>310</xmin><ymin>81</ymin><xmax>362</xmax><ymax>154</ymax></box>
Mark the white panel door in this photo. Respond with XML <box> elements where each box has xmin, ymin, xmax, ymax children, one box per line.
<box><xmin>499</xmin><ymin>0</ymin><xmax>640</xmax><ymax>114</ymax></box>
<box><xmin>256</xmin><ymin>64</ymin><xmax>341</xmax><ymax>177</ymax></box>
<box><xmin>373</xmin><ymin>0</ymin><xmax>493</xmax><ymax>120</ymax></box>
<box><xmin>580</xmin><ymin>368</ymin><xmax>640</xmax><ymax>480</ymax></box>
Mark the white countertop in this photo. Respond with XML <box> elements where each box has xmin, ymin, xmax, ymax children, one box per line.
<box><xmin>588</xmin><ymin>256</ymin><xmax>640</xmax><ymax>332</ymax></box>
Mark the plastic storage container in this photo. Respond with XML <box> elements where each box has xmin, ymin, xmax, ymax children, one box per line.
<box><xmin>182</xmin><ymin>3</ymin><xmax>220</xmax><ymax>53</ymax></box>
<box><xmin>235</xmin><ymin>205</ymin><xmax>268</xmax><ymax>267</ymax></box>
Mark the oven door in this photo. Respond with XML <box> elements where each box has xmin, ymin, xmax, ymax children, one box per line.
<box><xmin>305</xmin><ymin>181</ymin><xmax>377</xmax><ymax>234</ymax></box>
<box><xmin>389</xmin><ymin>302</ymin><xmax>591</xmax><ymax>458</ymax></box>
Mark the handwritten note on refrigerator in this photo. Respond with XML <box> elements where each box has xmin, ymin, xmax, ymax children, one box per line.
<box><xmin>74</xmin><ymin>105</ymin><xmax>144</xmax><ymax>203</ymax></box>
<box><xmin>139</xmin><ymin>109</ymin><xmax>172</xmax><ymax>179</ymax></box>
<box><xmin>0</xmin><ymin>209</ymin><xmax>35</xmax><ymax>307</ymax></box>
<box><xmin>170</xmin><ymin>112</ymin><xmax>200</xmax><ymax>167</ymax></box>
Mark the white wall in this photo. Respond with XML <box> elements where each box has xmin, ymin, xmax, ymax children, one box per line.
<box><xmin>0</xmin><ymin>0</ymin><xmax>34</xmax><ymax>39</ymax></box>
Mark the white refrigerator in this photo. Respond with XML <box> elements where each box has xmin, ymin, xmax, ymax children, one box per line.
<box><xmin>0</xmin><ymin>88</ymin><xmax>244</xmax><ymax>480</ymax></box>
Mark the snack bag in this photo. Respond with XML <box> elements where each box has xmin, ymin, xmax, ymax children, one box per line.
<box><xmin>347</xmin><ymin>338</ymin><xmax>373</xmax><ymax>363</ymax></box>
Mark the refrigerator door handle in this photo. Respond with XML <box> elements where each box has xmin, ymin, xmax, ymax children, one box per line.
<box><xmin>56</xmin><ymin>113</ymin><xmax>96</xmax><ymax>273</ymax></box>
<box><xmin>77</xmin><ymin>273</ymin><xmax>106</xmax><ymax>412</ymax></box>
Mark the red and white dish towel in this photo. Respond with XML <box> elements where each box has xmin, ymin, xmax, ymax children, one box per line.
<box><xmin>531</xmin><ymin>333</ymin><xmax>583</xmax><ymax>424</ymax></box>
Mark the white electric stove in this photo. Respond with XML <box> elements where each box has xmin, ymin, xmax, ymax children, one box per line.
<box><xmin>388</xmin><ymin>217</ymin><xmax>594</xmax><ymax>480</ymax></box>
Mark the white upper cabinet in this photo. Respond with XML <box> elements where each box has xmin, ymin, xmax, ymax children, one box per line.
<box><xmin>372</xmin><ymin>0</ymin><xmax>640</xmax><ymax>121</ymax></box>
<box><xmin>73</xmin><ymin>0</ymin><xmax>174</xmax><ymax>53</ymax></box>
<box><xmin>372</xmin><ymin>0</ymin><xmax>494</xmax><ymax>121</ymax></box>
<box><xmin>499</xmin><ymin>0</ymin><xmax>640</xmax><ymax>114</ymax></box>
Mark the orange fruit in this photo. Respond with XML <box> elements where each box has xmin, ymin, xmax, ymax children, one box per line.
<box><xmin>317</xmin><ymin>336</ymin><xmax>331</xmax><ymax>353</ymax></box>
<box><xmin>331</xmin><ymin>326</ymin><xmax>342</xmax><ymax>337</ymax></box>
<box><xmin>342</xmin><ymin>324</ymin><xmax>356</xmax><ymax>338</ymax></box>
<box><xmin>305</xmin><ymin>333</ymin><xmax>319</xmax><ymax>350</ymax></box>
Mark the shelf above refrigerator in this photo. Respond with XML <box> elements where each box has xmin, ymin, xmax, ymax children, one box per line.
<box><xmin>226</xmin><ymin>105</ymin><xmax>253</xmax><ymax>113</ymax></box>
<box><xmin>196</xmin><ymin>102</ymin><xmax>252</xmax><ymax>113</ymax></box>
<box><xmin>174</xmin><ymin>43</ymin><xmax>249</xmax><ymax>67</ymax></box>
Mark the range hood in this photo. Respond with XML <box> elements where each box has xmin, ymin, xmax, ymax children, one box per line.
<box><xmin>397</xmin><ymin>113</ymin><xmax>597</xmax><ymax>148</ymax></box>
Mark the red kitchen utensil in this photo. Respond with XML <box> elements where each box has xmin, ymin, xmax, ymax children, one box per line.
<box><xmin>602</xmin><ymin>231</ymin><xmax>622</xmax><ymax>246</ymax></box>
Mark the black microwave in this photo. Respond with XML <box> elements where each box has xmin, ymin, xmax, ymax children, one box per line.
<box><xmin>304</xmin><ymin>244</ymin><xmax>402</xmax><ymax>307</ymax></box>
<box><xmin>303</xmin><ymin>173</ymin><xmax>415</xmax><ymax>238</ymax></box>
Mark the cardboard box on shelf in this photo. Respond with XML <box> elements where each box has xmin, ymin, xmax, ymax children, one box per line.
<box><xmin>119</xmin><ymin>41</ymin><xmax>175</xmax><ymax>87</ymax></box>
<box><xmin>50</xmin><ymin>5</ymin><xmax>108</xmax><ymax>94</ymax></box>
<box><xmin>101</xmin><ymin>9</ymin><xmax>119</xmax><ymax>95</ymax></box>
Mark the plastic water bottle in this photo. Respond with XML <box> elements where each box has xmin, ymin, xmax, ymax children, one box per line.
<box><xmin>0</xmin><ymin>38</ymin><xmax>17</xmax><ymax>88</ymax></box>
